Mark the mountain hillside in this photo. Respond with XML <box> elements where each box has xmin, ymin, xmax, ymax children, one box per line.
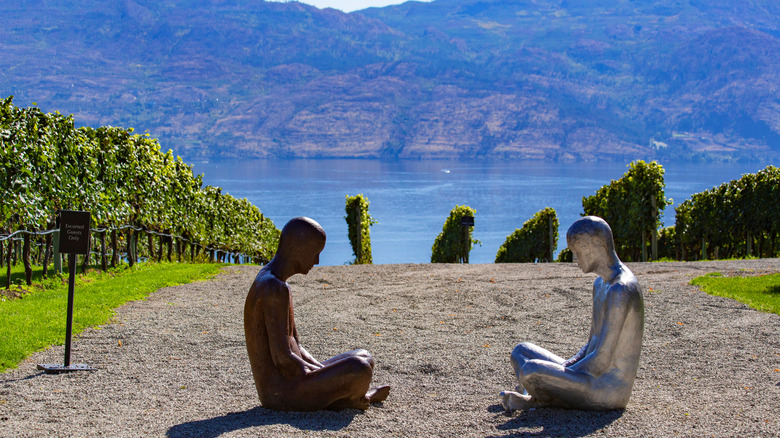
<box><xmin>1</xmin><ymin>0</ymin><xmax>779</xmax><ymax>161</ymax></box>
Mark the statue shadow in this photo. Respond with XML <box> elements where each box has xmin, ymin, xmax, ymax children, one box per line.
<box><xmin>486</xmin><ymin>404</ymin><xmax>624</xmax><ymax>438</ymax></box>
<box><xmin>166</xmin><ymin>406</ymin><xmax>360</xmax><ymax>438</ymax></box>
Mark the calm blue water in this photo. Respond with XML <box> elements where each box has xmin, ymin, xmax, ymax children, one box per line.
<box><xmin>191</xmin><ymin>159</ymin><xmax>773</xmax><ymax>265</ymax></box>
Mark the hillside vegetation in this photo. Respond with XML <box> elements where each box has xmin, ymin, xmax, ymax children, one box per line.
<box><xmin>2</xmin><ymin>0</ymin><xmax>779</xmax><ymax>160</ymax></box>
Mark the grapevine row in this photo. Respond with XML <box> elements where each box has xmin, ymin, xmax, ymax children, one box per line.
<box><xmin>670</xmin><ymin>165</ymin><xmax>779</xmax><ymax>260</ymax></box>
<box><xmin>0</xmin><ymin>97</ymin><xmax>279</xmax><ymax>286</ymax></box>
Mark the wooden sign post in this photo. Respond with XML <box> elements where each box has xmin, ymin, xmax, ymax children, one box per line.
<box><xmin>38</xmin><ymin>210</ymin><xmax>95</xmax><ymax>374</ymax></box>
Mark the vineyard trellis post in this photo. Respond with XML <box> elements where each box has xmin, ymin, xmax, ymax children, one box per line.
<box><xmin>4</xmin><ymin>239</ymin><xmax>11</xmax><ymax>289</ymax></box>
<box><xmin>156</xmin><ymin>234</ymin><xmax>164</xmax><ymax>262</ymax></box>
<box><xmin>147</xmin><ymin>232</ymin><xmax>155</xmax><ymax>260</ymax></box>
<box><xmin>461</xmin><ymin>215</ymin><xmax>474</xmax><ymax>264</ymax></box>
<box><xmin>354</xmin><ymin>203</ymin><xmax>363</xmax><ymax>263</ymax></box>
<box><xmin>80</xmin><ymin>234</ymin><xmax>91</xmax><ymax>273</ymax></box>
<box><xmin>548</xmin><ymin>215</ymin><xmax>555</xmax><ymax>262</ymax></box>
<box><xmin>53</xmin><ymin>225</ymin><xmax>62</xmax><ymax>275</ymax></box>
<box><xmin>23</xmin><ymin>231</ymin><xmax>32</xmax><ymax>285</ymax></box>
<box><xmin>651</xmin><ymin>194</ymin><xmax>658</xmax><ymax>260</ymax></box>
<box><xmin>42</xmin><ymin>232</ymin><xmax>52</xmax><ymax>278</ymax></box>
<box><xmin>127</xmin><ymin>228</ymin><xmax>134</xmax><ymax>267</ymax></box>
<box><xmin>701</xmin><ymin>236</ymin><xmax>707</xmax><ymax>260</ymax></box>
<box><xmin>99</xmin><ymin>230</ymin><xmax>107</xmax><ymax>272</ymax></box>
<box><xmin>166</xmin><ymin>234</ymin><xmax>173</xmax><ymax>262</ymax></box>
<box><xmin>110</xmin><ymin>229</ymin><xmax>119</xmax><ymax>268</ymax></box>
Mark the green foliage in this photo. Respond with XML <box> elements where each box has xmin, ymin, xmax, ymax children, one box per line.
<box><xmin>582</xmin><ymin>160</ymin><xmax>670</xmax><ymax>262</ymax></box>
<box><xmin>1</xmin><ymin>262</ymin><xmax>65</xmax><ymax>297</ymax></box>
<box><xmin>691</xmin><ymin>273</ymin><xmax>780</xmax><ymax>315</ymax></box>
<box><xmin>0</xmin><ymin>261</ymin><xmax>225</xmax><ymax>372</ymax></box>
<box><xmin>344</xmin><ymin>194</ymin><xmax>375</xmax><ymax>264</ymax></box>
<box><xmin>495</xmin><ymin>207</ymin><xmax>558</xmax><ymax>263</ymax></box>
<box><xmin>674</xmin><ymin>165</ymin><xmax>779</xmax><ymax>260</ymax></box>
<box><xmin>431</xmin><ymin>205</ymin><xmax>478</xmax><ymax>263</ymax></box>
<box><xmin>556</xmin><ymin>247</ymin><xmax>573</xmax><ymax>262</ymax></box>
<box><xmin>657</xmin><ymin>225</ymin><xmax>678</xmax><ymax>260</ymax></box>
<box><xmin>0</xmin><ymin>97</ymin><xmax>279</xmax><ymax>263</ymax></box>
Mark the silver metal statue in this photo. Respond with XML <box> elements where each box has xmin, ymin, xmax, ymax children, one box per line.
<box><xmin>501</xmin><ymin>216</ymin><xmax>644</xmax><ymax>411</ymax></box>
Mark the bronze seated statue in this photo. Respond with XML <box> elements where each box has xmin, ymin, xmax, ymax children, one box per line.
<box><xmin>244</xmin><ymin>217</ymin><xmax>390</xmax><ymax>411</ymax></box>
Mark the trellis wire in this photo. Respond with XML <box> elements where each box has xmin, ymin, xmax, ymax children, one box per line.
<box><xmin>0</xmin><ymin>225</ymin><xmax>253</xmax><ymax>264</ymax></box>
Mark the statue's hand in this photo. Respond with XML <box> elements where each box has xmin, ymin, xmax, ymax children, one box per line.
<box><xmin>563</xmin><ymin>344</ymin><xmax>588</xmax><ymax>367</ymax></box>
<box><xmin>303</xmin><ymin>362</ymin><xmax>321</xmax><ymax>372</ymax></box>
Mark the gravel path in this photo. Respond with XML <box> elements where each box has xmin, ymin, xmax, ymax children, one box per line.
<box><xmin>1</xmin><ymin>260</ymin><xmax>779</xmax><ymax>437</ymax></box>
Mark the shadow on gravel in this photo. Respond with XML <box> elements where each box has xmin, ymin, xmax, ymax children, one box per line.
<box><xmin>0</xmin><ymin>372</ymin><xmax>46</xmax><ymax>383</ymax></box>
<box><xmin>486</xmin><ymin>404</ymin><xmax>623</xmax><ymax>437</ymax></box>
<box><xmin>166</xmin><ymin>406</ymin><xmax>359</xmax><ymax>437</ymax></box>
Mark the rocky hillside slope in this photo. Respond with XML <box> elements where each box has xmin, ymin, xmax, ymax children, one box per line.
<box><xmin>1</xmin><ymin>0</ymin><xmax>779</xmax><ymax>161</ymax></box>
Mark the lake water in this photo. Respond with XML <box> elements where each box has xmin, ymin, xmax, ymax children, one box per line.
<box><xmin>191</xmin><ymin>159</ymin><xmax>772</xmax><ymax>265</ymax></box>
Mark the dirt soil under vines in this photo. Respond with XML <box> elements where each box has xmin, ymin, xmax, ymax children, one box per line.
<box><xmin>1</xmin><ymin>259</ymin><xmax>779</xmax><ymax>437</ymax></box>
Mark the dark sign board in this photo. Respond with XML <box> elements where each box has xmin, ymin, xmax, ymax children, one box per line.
<box><xmin>38</xmin><ymin>210</ymin><xmax>95</xmax><ymax>374</ymax></box>
<box><xmin>461</xmin><ymin>215</ymin><xmax>475</xmax><ymax>227</ymax></box>
<box><xmin>58</xmin><ymin>210</ymin><xmax>91</xmax><ymax>255</ymax></box>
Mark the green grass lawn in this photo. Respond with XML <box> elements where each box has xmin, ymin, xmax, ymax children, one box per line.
<box><xmin>0</xmin><ymin>261</ymin><xmax>226</xmax><ymax>372</ymax></box>
<box><xmin>691</xmin><ymin>272</ymin><xmax>780</xmax><ymax>315</ymax></box>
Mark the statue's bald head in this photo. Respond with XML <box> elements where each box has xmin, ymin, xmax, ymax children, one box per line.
<box><xmin>277</xmin><ymin>217</ymin><xmax>326</xmax><ymax>259</ymax></box>
<box><xmin>567</xmin><ymin>216</ymin><xmax>614</xmax><ymax>247</ymax></box>
<box><xmin>566</xmin><ymin>216</ymin><xmax>619</xmax><ymax>273</ymax></box>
